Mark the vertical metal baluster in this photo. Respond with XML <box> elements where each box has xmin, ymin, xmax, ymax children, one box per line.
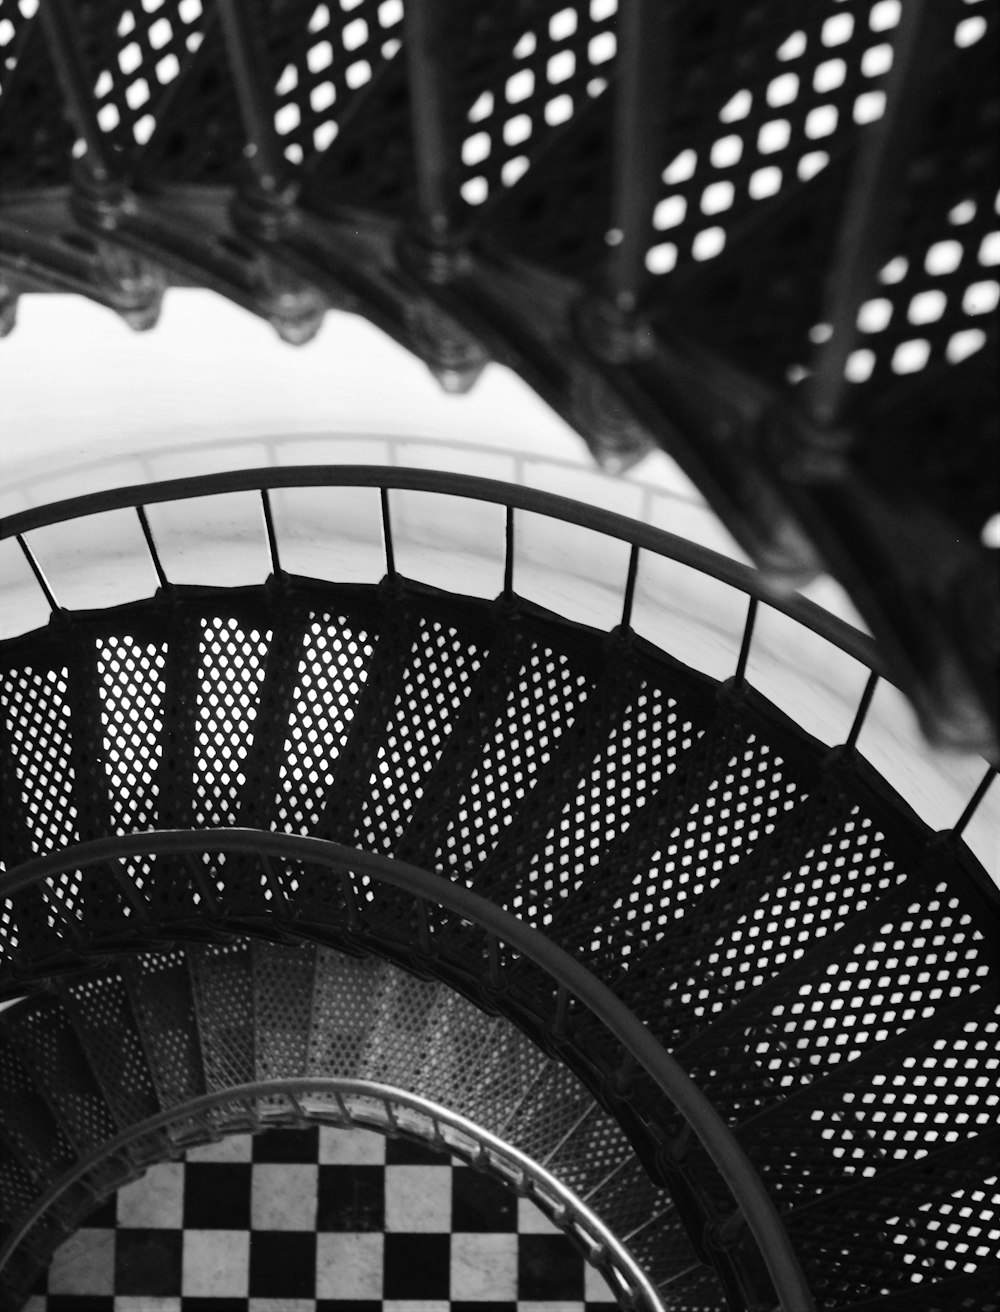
<box><xmin>845</xmin><ymin>669</ymin><xmax>880</xmax><ymax>753</ymax></box>
<box><xmin>136</xmin><ymin>506</ymin><xmax>169</xmax><ymax>590</ymax></box>
<box><xmin>620</xmin><ymin>543</ymin><xmax>640</xmax><ymax>631</ymax></box>
<box><xmin>952</xmin><ymin>766</ymin><xmax>998</xmax><ymax>842</ymax></box>
<box><xmin>16</xmin><ymin>534</ymin><xmax>59</xmax><ymax>613</ymax></box>
<box><xmin>503</xmin><ymin>503</ymin><xmax>515</xmax><ymax>600</ymax></box>
<box><xmin>380</xmin><ymin>487</ymin><xmax>397</xmax><ymax>580</ymax></box>
<box><xmin>734</xmin><ymin>596</ymin><xmax>758</xmax><ymax>687</ymax></box>
<box><xmin>260</xmin><ymin>488</ymin><xmax>282</xmax><ymax>578</ymax></box>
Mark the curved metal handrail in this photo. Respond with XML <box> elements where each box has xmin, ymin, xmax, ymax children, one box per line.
<box><xmin>0</xmin><ymin>1077</ymin><xmax>667</xmax><ymax>1309</ymax></box>
<box><xmin>0</xmin><ymin>463</ymin><xmax>883</xmax><ymax>676</ymax></box>
<box><xmin>0</xmin><ymin>826</ymin><xmax>816</xmax><ymax>1312</ymax></box>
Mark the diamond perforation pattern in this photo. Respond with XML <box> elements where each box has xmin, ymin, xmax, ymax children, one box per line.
<box><xmin>308</xmin><ymin>947</ymin><xmax>385</xmax><ymax>1078</ymax></box>
<box><xmin>56</xmin><ymin>970</ymin><xmax>161</xmax><ymax>1127</ymax></box>
<box><xmin>750</xmin><ymin>881</ymin><xmax>992</xmax><ymax>1096</ymax></box>
<box><xmin>252</xmin><ymin>938</ymin><xmax>316</xmax><ymax>1088</ymax></box>
<box><xmin>494</xmin><ymin>674</ymin><xmax>699</xmax><ymax>931</ymax></box>
<box><xmin>458</xmin><ymin>0</ymin><xmax>618</xmax><ymax>209</ymax></box>
<box><xmin>356</xmin><ymin>965</ymin><xmax>443</xmax><ymax>1087</ymax></box>
<box><xmin>187</xmin><ymin>939</ymin><xmax>256</xmax><ymax>1091</ymax></box>
<box><xmin>608</xmin><ymin>729</ymin><xmax>797</xmax><ymax>984</ymax></box>
<box><xmin>789</xmin><ymin>1133</ymin><xmax>1000</xmax><ymax>1302</ymax></box>
<box><xmin>433</xmin><ymin>636</ymin><xmax>592</xmax><ymax>882</ymax></box>
<box><xmin>270</xmin><ymin>0</ymin><xmax>404</xmax><ymax>168</ymax></box>
<box><xmin>645</xmin><ymin>0</ymin><xmax>898</xmax><ymax>280</ymax></box>
<box><xmin>6</xmin><ymin>1000</ymin><xmax>121</xmax><ymax>1152</ymax></box>
<box><xmin>125</xmin><ymin>948</ymin><xmax>206</xmax><ymax>1108</ymax></box>
<box><xmin>355</xmin><ymin>616</ymin><xmax>484</xmax><ymax>854</ymax></box>
<box><xmin>681</xmin><ymin>802</ymin><xmax>899</xmax><ymax>1025</ymax></box>
<box><xmin>838</xmin><ymin>0</ymin><xmax>999</xmax><ymax>396</ymax></box>
<box><xmin>97</xmin><ymin>634</ymin><xmax>166</xmax><ymax>836</ymax></box>
<box><xmin>1</xmin><ymin>666</ymin><xmax>78</xmax><ymax>857</ymax></box>
<box><xmin>137</xmin><ymin>9</ymin><xmax>242</xmax><ymax>184</ymax></box>
<box><xmin>193</xmin><ymin>617</ymin><xmax>271</xmax><ymax>828</ymax></box>
<box><xmin>738</xmin><ymin>988</ymin><xmax>1000</xmax><ymax>1209</ymax></box>
<box><xmin>274</xmin><ymin>613</ymin><xmax>374</xmax><ymax>834</ymax></box>
<box><xmin>0</xmin><ymin>1028</ymin><xmax>77</xmax><ymax>1183</ymax></box>
<box><xmin>81</xmin><ymin>0</ymin><xmax>207</xmax><ymax>150</ymax></box>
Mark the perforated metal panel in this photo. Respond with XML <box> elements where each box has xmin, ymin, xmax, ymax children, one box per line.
<box><xmin>124</xmin><ymin>948</ymin><xmax>206</xmax><ymax>1109</ymax></box>
<box><xmin>3</xmin><ymin>999</ymin><xmax>120</xmax><ymax>1153</ymax></box>
<box><xmin>308</xmin><ymin>947</ymin><xmax>386</xmax><ymax>1079</ymax></box>
<box><xmin>97</xmin><ymin>634</ymin><xmax>167</xmax><ymax>837</ymax></box>
<box><xmin>787</xmin><ymin>1129</ymin><xmax>1000</xmax><ymax>1304</ymax></box>
<box><xmin>433</xmin><ymin>628</ymin><xmax>594</xmax><ymax>883</ymax></box>
<box><xmin>0</xmin><ymin>1030</ymin><xmax>77</xmax><ymax>1186</ymax></box>
<box><xmin>187</xmin><ymin>939</ymin><xmax>256</xmax><ymax>1091</ymax></box>
<box><xmin>193</xmin><ymin>617</ymin><xmax>272</xmax><ymax>828</ymax></box>
<box><xmin>252</xmin><ymin>938</ymin><xmax>316</xmax><ymax>1082</ymax></box>
<box><xmin>352</xmin><ymin>611</ymin><xmax>488</xmax><ymax>856</ymax></box>
<box><xmin>56</xmin><ymin>971</ymin><xmax>161</xmax><ymax>1129</ymax></box>
<box><xmin>0</xmin><ymin>665</ymin><xmax>78</xmax><ymax>859</ymax></box>
<box><xmin>272</xmin><ymin>612</ymin><xmax>375</xmax><ymax>835</ymax></box>
<box><xmin>737</xmin><ymin>986</ymin><xmax>1000</xmax><ymax>1204</ymax></box>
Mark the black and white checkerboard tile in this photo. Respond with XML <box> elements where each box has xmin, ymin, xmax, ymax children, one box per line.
<box><xmin>27</xmin><ymin>1125</ymin><xmax>619</xmax><ymax>1311</ymax></box>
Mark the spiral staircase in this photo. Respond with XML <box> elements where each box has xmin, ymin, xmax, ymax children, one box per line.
<box><xmin>0</xmin><ymin>468</ymin><xmax>997</xmax><ymax>1310</ymax></box>
<box><xmin>1</xmin><ymin>1</ymin><xmax>999</xmax><ymax>1308</ymax></box>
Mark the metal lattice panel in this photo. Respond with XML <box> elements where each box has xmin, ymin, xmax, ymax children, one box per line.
<box><xmin>187</xmin><ymin>939</ymin><xmax>257</xmax><ymax>1091</ymax></box>
<box><xmin>355</xmin><ymin>612</ymin><xmax>487</xmax><ymax>856</ymax></box>
<box><xmin>0</xmin><ymin>666</ymin><xmax>78</xmax><ymax>860</ymax></box>
<box><xmin>252</xmin><ymin>938</ymin><xmax>317</xmax><ymax>1082</ymax></box>
<box><xmin>0</xmin><ymin>1031</ymin><xmax>77</xmax><ymax>1186</ymax></box>
<box><xmin>96</xmin><ymin>635</ymin><xmax>167</xmax><ymax>838</ymax></box>
<box><xmin>271</xmin><ymin>612</ymin><xmax>375</xmax><ymax>836</ymax></box>
<box><xmin>193</xmin><ymin>617</ymin><xmax>272</xmax><ymax>829</ymax></box>
<box><xmin>785</xmin><ymin>1130</ymin><xmax>1000</xmax><ymax>1303</ymax></box>
<box><xmin>435</xmin><ymin>628</ymin><xmax>594</xmax><ymax>886</ymax></box>
<box><xmin>55</xmin><ymin>970</ymin><xmax>162</xmax><ymax>1129</ymax></box>
<box><xmin>2</xmin><ymin>999</ymin><xmax>120</xmax><ymax>1154</ymax></box>
<box><xmin>307</xmin><ymin>946</ymin><xmax>387</xmax><ymax>1079</ymax></box>
<box><xmin>124</xmin><ymin>947</ymin><xmax>207</xmax><ymax>1109</ymax></box>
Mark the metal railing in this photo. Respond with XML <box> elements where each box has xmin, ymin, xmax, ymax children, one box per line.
<box><xmin>0</xmin><ymin>1077</ymin><xmax>669</xmax><ymax>1310</ymax></box>
<box><xmin>2</xmin><ymin>464</ymin><xmax>995</xmax><ymax>842</ymax></box>
<box><xmin>0</xmin><ymin>826</ymin><xmax>816</xmax><ymax>1311</ymax></box>
<box><xmin>2</xmin><ymin>461</ymin><xmax>879</xmax><ymax>664</ymax></box>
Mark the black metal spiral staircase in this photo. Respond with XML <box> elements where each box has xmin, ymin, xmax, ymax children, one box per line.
<box><xmin>0</xmin><ymin>470</ymin><xmax>997</xmax><ymax>1310</ymax></box>
<box><xmin>0</xmin><ymin>0</ymin><xmax>998</xmax><ymax>754</ymax></box>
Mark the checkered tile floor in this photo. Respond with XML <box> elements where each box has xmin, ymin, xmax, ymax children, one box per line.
<box><xmin>27</xmin><ymin>1125</ymin><xmax>619</xmax><ymax>1310</ymax></box>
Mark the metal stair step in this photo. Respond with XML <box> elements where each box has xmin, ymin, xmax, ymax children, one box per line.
<box><xmin>187</xmin><ymin>939</ymin><xmax>256</xmax><ymax>1093</ymax></box>
<box><xmin>318</xmin><ymin>593</ymin><xmax>492</xmax><ymax>856</ymax></box>
<box><xmin>783</xmin><ymin>1127</ymin><xmax>1000</xmax><ymax>1307</ymax></box>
